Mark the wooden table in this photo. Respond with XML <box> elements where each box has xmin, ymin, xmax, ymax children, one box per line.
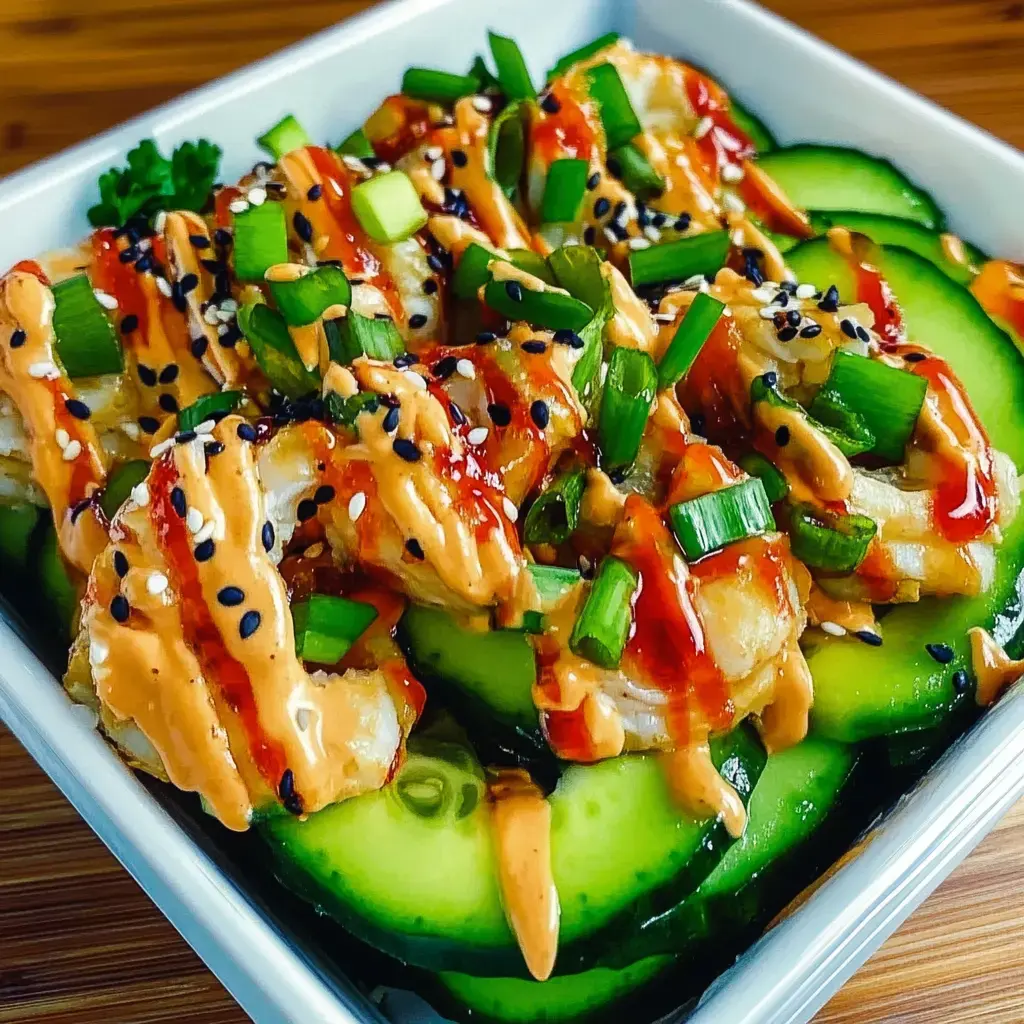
<box><xmin>0</xmin><ymin>1</ymin><xmax>1022</xmax><ymax>1021</ymax></box>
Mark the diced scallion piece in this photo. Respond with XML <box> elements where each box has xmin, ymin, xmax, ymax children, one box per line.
<box><xmin>325</xmin><ymin>311</ymin><xmax>405</xmax><ymax>364</ymax></box>
<box><xmin>178</xmin><ymin>390</ymin><xmax>242</xmax><ymax>432</ymax></box>
<box><xmin>487</xmin><ymin>101</ymin><xmax>526</xmax><ymax>195</ymax></box>
<box><xmin>607</xmin><ymin>142</ymin><xmax>664</xmax><ymax>201</ymax></box>
<box><xmin>585</xmin><ymin>63</ymin><xmax>642</xmax><ymax>150</ymax></box>
<box><xmin>805</xmin><ymin>392</ymin><xmax>876</xmax><ymax>457</ymax></box>
<box><xmin>598</xmin><ymin>346</ymin><xmax>657</xmax><ymax>474</ymax></box>
<box><xmin>292</xmin><ymin>593</ymin><xmax>378</xmax><ymax>664</ymax></box>
<box><xmin>351</xmin><ymin>171</ymin><xmax>427</xmax><ymax>243</ymax></box>
<box><xmin>99</xmin><ymin>460</ymin><xmax>149</xmax><ymax>520</ymax></box>
<box><xmin>547</xmin><ymin>244</ymin><xmax>611</xmax><ymax>315</ymax></box>
<box><xmin>233</xmin><ymin>203</ymin><xmax>289</xmax><ymax>283</ymax></box>
<box><xmin>325</xmin><ymin>390</ymin><xmax>380</xmax><ymax>428</ymax></box>
<box><xmin>521</xmin><ymin>563</ymin><xmax>583</xmax><ymax>633</ymax></box>
<box><xmin>237</xmin><ymin>302</ymin><xmax>320</xmax><ymax>398</ymax></box>
<box><xmin>541</xmin><ymin>158</ymin><xmax>589</xmax><ymax>223</ymax></box>
<box><xmin>657</xmin><ymin>292</ymin><xmax>725</xmax><ymax>390</ymax></box>
<box><xmin>402</xmin><ymin>67</ymin><xmax>480</xmax><ymax>104</ymax></box>
<box><xmin>452</xmin><ymin>243</ymin><xmax>499</xmax><ymax>300</ymax></box>
<box><xmin>547</xmin><ymin>32</ymin><xmax>621</xmax><ymax>80</ymax></box>
<box><xmin>524</xmin><ymin>467</ymin><xmax>586</xmax><ymax>545</ymax></box>
<box><xmin>569</xmin><ymin>556</ymin><xmax>638</xmax><ymax>668</ymax></box>
<box><xmin>336</xmin><ymin>128</ymin><xmax>375</xmax><ymax>159</ymax></box>
<box><xmin>506</xmin><ymin>249</ymin><xmax>557</xmax><ymax>286</ymax></box>
<box><xmin>487</xmin><ymin>31</ymin><xmax>535</xmax><ymax>101</ymax></box>
<box><xmin>788</xmin><ymin>502</ymin><xmax>877</xmax><ymax>573</ymax></box>
<box><xmin>669</xmin><ymin>478</ymin><xmax>775</xmax><ymax>561</ymax></box>
<box><xmin>51</xmin><ymin>275</ymin><xmax>123</xmax><ymax>378</ymax></box>
<box><xmin>738</xmin><ymin>452</ymin><xmax>789</xmax><ymax>504</ymax></box>
<box><xmin>266</xmin><ymin>264</ymin><xmax>352</xmax><ymax>327</ymax></box>
<box><xmin>570</xmin><ymin>315</ymin><xmax>605</xmax><ymax>413</ymax></box>
<box><xmin>257</xmin><ymin>114</ymin><xmax>312</xmax><ymax>160</ymax></box>
<box><xmin>483</xmin><ymin>277</ymin><xmax>593</xmax><ymax>331</ymax></box>
<box><xmin>628</xmin><ymin>231</ymin><xmax>731</xmax><ymax>288</ymax></box>
<box><xmin>813</xmin><ymin>350</ymin><xmax>928</xmax><ymax>464</ymax></box>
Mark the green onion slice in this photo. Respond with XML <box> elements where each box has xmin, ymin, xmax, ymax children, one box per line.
<box><xmin>351</xmin><ymin>170</ymin><xmax>427</xmax><ymax>244</ymax></box>
<box><xmin>487</xmin><ymin>101</ymin><xmax>526</xmax><ymax>196</ymax></box>
<box><xmin>607</xmin><ymin>142</ymin><xmax>665</xmax><ymax>201</ymax></box>
<box><xmin>541</xmin><ymin>158</ymin><xmax>589</xmax><ymax>223</ymax></box>
<box><xmin>585</xmin><ymin>63</ymin><xmax>642</xmax><ymax>150</ymax></box>
<box><xmin>738</xmin><ymin>452</ymin><xmax>789</xmax><ymax>504</ymax></box>
<box><xmin>805</xmin><ymin>391</ymin><xmax>876</xmax><ymax>458</ymax></box>
<box><xmin>487</xmin><ymin>31</ymin><xmax>535</xmax><ymax>101</ymax></box>
<box><xmin>336</xmin><ymin>128</ymin><xmax>375</xmax><ymax>159</ymax></box>
<box><xmin>546</xmin><ymin>244</ymin><xmax>611</xmax><ymax>315</ymax></box>
<box><xmin>570</xmin><ymin>315</ymin><xmax>606</xmax><ymax>414</ymax></box>
<box><xmin>483</xmin><ymin>277</ymin><xmax>593</xmax><ymax>331</ymax></box>
<box><xmin>292</xmin><ymin>593</ymin><xmax>378</xmax><ymax>664</ymax></box>
<box><xmin>233</xmin><ymin>203</ymin><xmax>289</xmax><ymax>284</ymax></box>
<box><xmin>237</xmin><ymin>302</ymin><xmax>320</xmax><ymax>398</ymax></box>
<box><xmin>547</xmin><ymin>32</ymin><xmax>621</xmax><ymax>80</ymax></box>
<box><xmin>628</xmin><ymin>231</ymin><xmax>731</xmax><ymax>288</ymax></box>
<box><xmin>267</xmin><ymin>264</ymin><xmax>352</xmax><ymax>327</ymax></box>
<box><xmin>325</xmin><ymin>390</ymin><xmax>380</xmax><ymax>428</ymax></box>
<box><xmin>520</xmin><ymin>562</ymin><xmax>583</xmax><ymax>633</ymax></box>
<box><xmin>657</xmin><ymin>291</ymin><xmax>725</xmax><ymax>390</ymax></box>
<box><xmin>452</xmin><ymin>242</ymin><xmax>498</xmax><ymax>300</ymax></box>
<box><xmin>813</xmin><ymin>350</ymin><xmax>928</xmax><ymax>464</ymax></box>
<box><xmin>788</xmin><ymin>502</ymin><xmax>877</xmax><ymax>573</ymax></box>
<box><xmin>51</xmin><ymin>274</ymin><xmax>123</xmax><ymax>378</ymax></box>
<box><xmin>569</xmin><ymin>556</ymin><xmax>638</xmax><ymax>668</ymax></box>
<box><xmin>178</xmin><ymin>390</ymin><xmax>242</xmax><ymax>432</ymax></box>
<box><xmin>506</xmin><ymin>249</ymin><xmax>558</xmax><ymax>286</ymax></box>
<box><xmin>395</xmin><ymin>739</ymin><xmax>485</xmax><ymax>822</ymax></box>
<box><xmin>257</xmin><ymin>114</ymin><xmax>312</xmax><ymax>160</ymax></box>
<box><xmin>100</xmin><ymin>460</ymin><xmax>149</xmax><ymax>520</ymax></box>
<box><xmin>325</xmin><ymin>311</ymin><xmax>405</xmax><ymax>364</ymax></box>
<box><xmin>402</xmin><ymin>67</ymin><xmax>480</xmax><ymax>104</ymax></box>
<box><xmin>524</xmin><ymin>467</ymin><xmax>586</xmax><ymax>545</ymax></box>
<box><xmin>669</xmin><ymin>478</ymin><xmax>776</xmax><ymax>561</ymax></box>
<box><xmin>598</xmin><ymin>346</ymin><xmax>657</xmax><ymax>474</ymax></box>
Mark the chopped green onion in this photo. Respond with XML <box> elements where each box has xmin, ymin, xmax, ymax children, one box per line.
<box><xmin>336</xmin><ymin>128</ymin><xmax>375</xmax><ymax>159</ymax></box>
<box><xmin>547</xmin><ymin>32</ymin><xmax>621</xmax><ymax>80</ymax></box>
<box><xmin>547</xmin><ymin>244</ymin><xmax>612</xmax><ymax>319</ymax></box>
<box><xmin>178</xmin><ymin>391</ymin><xmax>242</xmax><ymax>432</ymax></box>
<box><xmin>467</xmin><ymin>54</ymin><xmax>500</xmax><ymax>92</ymax></box>
<box><xmin>738</xmin><ymin>452</ymin><xmax>789</xmax><ymax>504</ymax></box>
<box><xmin>585</xmin><ymin>63</ymin><xmax>642</xmax><ymax>150</ymax></box>
<box><xmin>607</xmin><ymin>143</ymin><xmax>665</xmax><ymax>201</ymax></box>
<box><xmin>487</xmin><ymin>101</ymin><xmax>526</xmax><ymax>195</ymax></box>
<box><xmin>483</xmin><ymin>277</ymin><xmax>593</xmax><ymax>331</ymax></box>
<box><xmin>51</xmin><ymin>275</ymin><xmax>123</xmax><ymax>378</ymax></box>
<box><xmin>569</xmin><ymin>556</ymin><xmax>638</xmax><ymax>668</ymax></box>
<box><xmin>805</xmin><ymin>391</ymin><xmax>876</xmax><ymax>458</ymax></box>
<box><xmin>570</xmin><ymin>315</ymin><xmax>606</xmax><ymax>413</ymax></box>
<box><xmin>267</xmin><ymin>264</ymin><xmax>352</xmax><ymax>327</ymax></box>
<box><xmin>402</xmin><ymin>67</ymin><xmax>480</xmax><ymax>104</ymax></box>
<box><xmin>656</xmin><ymin>292</ymin><xmax>725</xmax><ymax>390</ymax></box>
<box><xmin>814</xmin><ymin>351</ymin><xmax>928</xmax><ymax>464</ymax></box>
<box><xmin>521</xmin><ymin>562</ymin><xmax>583</xmax><ymax>633</ymax></box>
<box><xmin>487</xmin><ymin>31</ymin><xmax>535</xmax><ymax>101</ymax></box>
<box><xmin>452</xmin><ymin>242</ymin><xmax>498</xmax><ymax>300</ymax></box>
<box><xmin>325</xmin><ymin>311</ymin><xmax>405</xmax><ymax>364</ymax></box>
<box><xmin>541</xmin><ymin>158</ymin><xmax>589</xmax><ymax>223</ymax></box>
<box><xmin>788</xmin><ymin>502</ymin><xmax>877</xmax><ymax>573</ymax></box>
<box><xmin>292</xmin><ymin>593</ymin><xmax>378</xmax><ymax>664</ymax></box>
<box><xmin>233</xmin><ymin>203</ymin><xmax>289</xmax><ymax>283</ymax></box>
<box><xmin>237</xmin><ymin>302</ymin><xmax>320</xmax><ymax>398</ymax></box>
<box><xmin>257</xmin><ymin>115</ymin><xmax>311</xmax><ymax>160</ymax></box>
<box><xmin>351</xmin><ymin>171</ymin><xmax>427</xmax><ymax>243</ymax></box>
<box><xmin>598</xmin><ymin>346</ymin><xmax>657</xmax><ymax>474</ymax></box>
<box><xmin>100</xmin><ymin>460</ymin><xmax>149</xmax><ymax>520</ymax></box>
<box><xmin>506</xmin><ymin>249</ymin><xmax>557</xmax><ymax>286</ymax></box>
<box><xmin>524</xmin><ymin>467</ymin><xmax>586</xmax><ymax>545</ymax></box>
<box><xmin>325</xmin><ymin>389</ymin><xmax>380</xmax><ymax>428</ymax></box>
<box><xmin>669</xmin><ymin>478</ymin><xmax>776</xmax><ymax>561</ymax></box>
<box><xmin>628</xmin><ymin>231</ymin><xmax>731</xmax><ymax>288</ymax></box>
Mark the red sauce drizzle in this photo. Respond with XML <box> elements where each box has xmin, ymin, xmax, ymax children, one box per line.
<box><xmin>91</xmin><ymin>228</ymin><xmax>153</xmax><ymax>339</ymax></box>
<box><xmin>10</xmin><ymin>260</ymin><xmax>51</xmax><ymax>285</ymax></box>
<box><xmin>532</xmin><ymin>83</ymin><xmax>597</xmax><ymax>164</ymax></box>
<box><xmin>665</xmin><ymin>439</ymin><xmax>742</xmax><ymax>507</ymax></box>
<box><xmin>678</xmin><ymin>317</ymin><xmax>748</xmax><ymax>438</ymax></box>
<box><xmin>684</xmin><ymin>69</ymin><xmax>755</xmax><ymax>182</ymax></box>
<box><xmin>855</xmin><ymin>259</ymin><xmax>905</xmax><ymax>347</ymax></box>
<box><xmin>369</xmin><ymin>96</ymin><xmax>435</xmax><ymax>165</ymax></box>
<box><xmin>148</xmin><ymin>455</ymin><xmax>287</xmax><ymax>788</ymax></box>
<box><xmin>214</xmin><ymin>186</ymin><xmax>243</xmax><ymax>230</ymax></box>
<box><xmin>688</xmin><ymin>534</ymin><xmax>791</xmax><ymax>614</ymax></box>
<box><xmin>539</xmin><ymin>703</ymin><xmax>602</xmax><ymax>763</ymax></box>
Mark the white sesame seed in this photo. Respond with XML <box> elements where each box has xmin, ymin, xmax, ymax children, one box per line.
<box><xmin>751</xmin><ymin>286</ymin><xmax>775</xmax><ymax>303</ymax></box>
<box><xmin>28</xmin><ymin>361</ymin><xmax>58</xmax><ymax>379</ymax></box>
<box><xmin>502</xmin><ymin>496</ymin><xmax>519</xmax><ymax>522</ymax></box>
<box><xmin>603</xmin><ymin>226</ymin><xmax>621</xmax><ymax>246</ymax></box>
<box><xmin>194</xmin><ymin>520</ymin><xmax>216</xmax><ymax>544</ymax></box>
<box><xmin>759</xmin><ymin>307</ymin><xmax>779</xmax><ymax>319</ymax></box>
<box><xmin>203</xmin><ymin>306</ymin><xmax>221</xmax><ymax>325</ymax></box>
<box><xmin>153</xmin><ymin>210</ymin><xmax>168</xmax><ymax>233</ymax></box>
<box><xmin>628</xmin><ymin>237</ymin><xmax>651</xmax><ymax>250</ymax></box>
<box><xmin>578</xmin><ymin>555</ymin><xmax>591</xmax><ymax>573</ymax></box>
<box><xmin>821</xmin><ymin>620</ymin><xmax>847</xmax><ymax>637</ymax></box>
<box><xmin>341</xmin><ymin>155</ymin><xmax>370</xmax><ymax>175</ymax></box>
<box><xmin>402</xmin><ymin>369</ymin><xmax>427</xmax><ymax>391</ymax></box>
<box><xmin>194</xmin><ymin>419</ymin><xmax>216</xmax><ymax>435</ymax></box>
<box><xmin>467</xmin><ymin>426</ymin><xmax>489</xmax><ymax>445</ymax></box>
<box><xmin>472</xmin><ymin>95</ymin><xmax>493</xmax><ymax>113</ymax></box>
<box><xmin>456</xmin><ymin>358</ymin><xmax>475</xmax><ymax>380</ymax></box>
<box><xmin>219</xmin><ymin>298</ymin><xmax>239</xmax><ymax>313</ymax></box>
<box><xmin>62</xmin><ymin>439</ymin><xmax>82</xmax><ymax>462</ymax></box>
<box><xmin>229</xmin><ymin>199</ymin><xmax>250</xmax><ymax>214</ymax></box>
<box><xmin>730</xmin><ymin>229</ymin><xmax>745</xmax><ymax>247</ymax></box>
<box><xmin>643</xmin><ymin>225</ymin><xmax>662</xmax><ymax>243</ymax></box>
<box><xmin>186</xmin><ymin>507</ymin><xmax>204</xmax><ymax>533</ymax></box>
<box><xmin>430</xmin><ymin>157</ymin><xmax>447</xmax><ymax>181</ymax></box>
<box><xmin>147</xmin><ymin>572</ymin><xmax>169</xmax><ymax>596</ymax></box>
<box><xmin>93</xmin><ymin>289</ymin><xmax>119</xmax><ymax>310</ymax></box>
<box><xmin>796</xmin><ymin>283</ymin><xmax>817</xmax><ymax>300</ymax></box>
<box><xmin>721</xmin><ymin>162</ymin><xmax>745</xmax><ymax>183</ymax></box>
<box><xmin>348</xmin><ymin>491</ymin><xmax>367</xmax><ymax>522</ymax></box>
<box><xmin>55</xmin><ymin>428</ymin><xmax>70</xmax><ymax>448</ymax></box>
<box><xmin>121</xmin><ymin>422</ymin><xmax>141</xmax><ymax>441</ymax></box>
<box><xmin>722</xmin><ymin>193</ymin><xmax>746</xmax><ymax>214</ymax></box>
<box><xmin>683</xmin><ymin>274</ymin><xmax>706</xmax><ymax>289</ymax></box>
<box><xmin>694</xmin><ymin>116</ymin><xmax>714</xmax><ymax>139</ymax></box>
<box><xmin>130</xmin><ymin>481</ymin><xmax>150</xmax><ymax>507</ymax></box>
<box><xmin>697</xmin><ymin>279</ymin><xmax>711</xmax><ymax>293</ymax></box>
<box><xmin>295</xmin><ymin>706</ymin><xmax>312</xmax><ymax>731</ymax></box>
<box><xmin>425</xmin><ymin>145</ymin><xmax>443</xmax><ymax>161</ymax></box>
<box><xmin>216</xmin><ymin>308</ymin><xmax>236</xmax><ymax>323</ymax></box>
<box><xmin>652</xmin><ymin>312</ymin><xmax>676</xmax><ymax>323</ymax></box>
<box><xmin>247</xmin><ymin>187</ymin><xmax>267</xmax><ymax>207</ymax></box>
<box><xmin>155</xmin><ymin>276</ymin><xmax>173</xmax><ymax>298</ymax></box>
<box><xmin>723</xmin><ymin>305</ymin><xmax>733</xmax><ymax>316</ymax></box>
<box><xmin>89</xmin><ymin>638</ymin><xmax>110</xmax><ymax>665</ymax></box>
<box><xmin>149</xmin><ymin>438</ymin><xmax>175</xmax><ymax>458</ymax></box>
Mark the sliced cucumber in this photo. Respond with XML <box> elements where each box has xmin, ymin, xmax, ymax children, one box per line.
<box><xmin>786</xmin><ymin>240</ymin><xmax>1024</xmax><ymax>740</ymax></box>
<box><xmin>0</xmin><ymin>502</ymin><xmax>40</xmax><ymax>571</ymax></box>
<box><xmin>37</xmin><ymin>517</ymin><xmax>80</xmax><ymax>641</ymax></box>
<box><xmin>437</xmin><ymin>955</ymin><xmax>673</xmax><ymax>1023</ymax></box>
<box><xmin>260</xmin><ymin>725</ymin><xmax>765</xmax><ymax>976</ymax></box>
<box><xmin>730</xmin><ymin>99</ymin><xmax>775</xmax><ymax>154</ymax></box>
<box><xmin>756</xmin><ymin>146</ymin><xmax>943</xmax><ymax>230</ymax></box>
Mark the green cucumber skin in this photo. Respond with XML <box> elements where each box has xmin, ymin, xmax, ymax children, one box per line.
<box><xmin>757</xmin><ymin>145</ymin><xmax>944</xmax><ymax>230</ymax></box>
<box><xmin>260</xmin><ymin>726</ymin><xmax>766</xmax><ymax>978</ymax></box>
<box><xmin>786</xmin><ymin>241</ymin><xmax>1024</xmax><ymax>740</ymax></box>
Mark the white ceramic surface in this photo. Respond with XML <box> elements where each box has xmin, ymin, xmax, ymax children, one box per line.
<box><xmin>2</xmin><ymin>2</ymin><xmax>1023</xmax><ymax>1022</ymax></box>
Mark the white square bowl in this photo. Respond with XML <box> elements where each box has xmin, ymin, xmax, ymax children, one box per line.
<box><xmin>2</xmin><ymin>2</ymin><xmax>1023</xmax><ymax>1022</ymax></box>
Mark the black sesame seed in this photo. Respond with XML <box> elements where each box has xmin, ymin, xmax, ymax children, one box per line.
<box><xmin>583</xmin><ymin>226</ymin><xmax>596</xmax><ymax>245</ymax></box>
<box><xmin>297</xmin><ymin>498</ymin><xmax>318</xmax><ymax>522</ymax></box>
<box><xmin>237</xmin><ymin>422</ymin><xmax>258</xmax><ymax>442</ymax></box>
<box><xmin>521</xmin><ymin>339</ymin><xmax>546</xmax><ymax>354</ymax></box>
<box><xmin>904</xmin><ymin>351</ymin><xmax>927</xmax><ymax>363</ymax></box>
<box><xmin>540</xmin><ymin>93</ymin><xmax>561</xmax><ymax>114</ymax></box>
<box><xmin>382</xmin><ymin>405</ymin><xmax>401</xmax><ymax>432</ymax></box>
<box><xmin>119</xmin><ymin>246</ymin><xmax>139</xmax><ymax>264</ymax></box>
<box><xmin>530</xmin><ymin>400</ymin><xmax>550</xmax><ymax>429</ymax></box>
<box><xmin>925</xmin><ymin>642</ymin><xmax>955</xmax><ymax>664</ymax></box>
<box><xmin>120</xmin><ymin>315</ymin><xmax>139</xmax><ymax>335</ymax></box>
<box><xmin>219</xmin><ymin>324</ymin><xmax>243</xmax><ymax>348</ymax></box>
<box><xmin>180</xmin><ymin>273</ymin><xmax>199</xmax><ymax>295</ymax></box>
<box><xmin>10</xmin><ymin>328</ymin><xmax>26</xmax><ymax>348</ymax></box>
<box><xmin>65</xmin><ymin>398</ymin><xmax>91</xmax><ymax>420</ymax></box>
<box><xmin>167</xmin><ymin>488</ymin><xmax>185</xmax><ymax>519</ymax></box>
<box><xmin>189</xmin><ymin>234</ymin><xmax>211</xmax><ymax>249</ymax></box>
<box><xmin>800</xmin><ymin>323</ymin><xmax>823</xmax><ymax>339</ymax></box>
<box><xmin>488</xmin><ymin>402</ymin><xmax>512</xmax><ymax>427</ymax></box>
<box><xmin>138</xmin><ymin>364</ymin><xmax>158</xmax><ymax>387</ymax></box>
<box><xmin>839</xmin><ymin>319</ymin><xmax>858</xmax><ymax>340</ymax></box>
<box><xmin>775</xmin><ymin>425</ymin><xmax>791</xmax><ymax>447</ymax></box>
<box><xmin>423</xmin><ymin>278</ymin><xmax>438</xmax><ymax>295</ymax></box>
<box><xmin>405</xmin><ymin>538</ymin><xmax>425</xmax><ymax>560</ymax></box>
<box><xmin>594</xmin><ymin>196</ymin><xmax>611</xmax><ymax>218</ymax></box>
<box><xmin>159</xmin><ymin>363</ymin><xmax>179</xmax><ymax>385</ymax></box>
<box><xmin>608</xmin><ymin>222</ymin><xmax>628</xmax><ymax>241</ymax></box>
<box><xmin>70</xmin><ymin>498</ymin><xmax>91</xmax><ymax>523</ymax></box>
<box><xmin>190</xmin><ymin>335</ymin><xmax>209</xmax><ymax>359</ymax></box>
<box><xmin>262</xmin><ymin>521</ymin><xmax>275</xmax><ymax>552</ymax></box>
<box><xmin>393</xmin><ymin>352</ymin><xmax>418</xmax><ymax>368</ymax></box>
<box><xmin>293</xmin><ymin>211</ymin><xmax>314</xmax><ymax>243</ymax></box>
<box><xmin>505</xmin><ymin>280</ymin><xmax>523</xmax><ymax>302</ymax></box>
<box><xmin>608</xmin><ymin>468</ymin><xmax>627</xmax><ymax>485</ymax></box>
<box><xmin>307</xmin><ymin>183</ymin><xmax>323</xmax><ymax>201</ymax></box>
<box><xmin>777</xmin><ymin>326</ymin><xmax>798</xmax><ymax>342</ymax></box>
<box><xmin>818</xmin><ymin>285</ymin><xmax>840</xmax><ymax>313</ymax></box>
<box><xmin>476</xmin><ymin>331</ymin><xmax>497</xmax><ymax>344</ymax></box>
<box><xmin>856</xmin><ymin>325</ymin><xmax>871</xmax><ymax>343</ymax></box>
<box><xmin>433</xmin><ymin>355</ymin><xmax>457</xmax><ymax>379</ymax></box>
<box><xmin>204</xmin><ymin>440</ymin><xmax>225</xmax><ymax>457</ymax></box>
<box><xmin>239</xmin><ymin>609</ymin><xmax>261</xmax><ymax>639</ymax></box>
<box><xmin>170</xmin><ymin>282</ymin><xmax>188</xmax><ymax>314</ymax></box>
<box><xmin>113</xmin><ymin>550</ymin><xmax>129</xmax><ymax>578</ymax></box>
<box><xmin>110</xmin><ymin>595</ymin><xmax>130</xmax><ymax>623</ymax></box>
<box><xmin>393</xmin><ymin>437</ymin><xmax>421</xmax><ymax>462</ymax></box>
<box><xmin>451</xmin><ymin>148</ymin><xmax>468</xmax><ymax>167</ymax></box>
<box><xmin>409</xmin><ymin>313</ymin><xmax>428</xmax><ymax>329</ymax></box>
<box><xmin>176</xmin><ymin>429</ymin><xmax>196</xmax><ymax>444</ymax></box>
<box><xmin>427</xmin><ymin>253</ymin><xmax>445</xmax><ymax>273</ymax></box>
<box><xmin>159</xmin><ymin>394</ymin><xmax>180</xmax><ymax>414</ymax></box>
<box><xmin>652</xmin><ymin>212</ymin><xmax>668</xmax><ymax>228</ymax></box>
<box><xmin>762</xmin><ymin>371</ymin><xmax>778</xmax><ymax>388</ymax></box>
<box><xmin>586</xmin><ymin>172</ymin><xmax>601</xmax><ymax>190</ymax></box>
<box><xmin>674</xmin><ymin>214</ymin><xmax>692</xmax><ymax>232</ymax></box>
<box><xmin>194</xmin><ymin>538</ymin><xmax>215</xmax><ymax>561</ymax></box>
<box><xmin>279</xmin><ymin>768</ymin><xmax>295</xmax><ymax>800</ymax></box>
<box><xmin>854</xmin><ymin>629</ymin><xmax>883</xmax><ymax>647</ymax></box>
<box><xmin>774</xmin><ymin>291</ymin><xmax>790</xmax><ymax>308</ymax></box>
<box><xmin>139</xmin><ymin>416</ymin><xmax>160</xmax><ymax>434</ymax></box>
<box><xmin>314</xmin><ymin>484</ymin><xmax>335</xmax><ymax>505</ymax></box>
<box><xmin>786</xmin><ymin>309</ymin><xmax>802</xmax><ymax>328</ymax></box>
<box><xmin>449</xmin><ymin>401</ymin><xmax>466</xmax><ymax>426</ymax></box>
<box><xmin>951</xmin><ymin>669</ymin><xmax>970</xmax><ymax>693</ymax></box>
<box><xmin>134</xmin><ymin>253</ymin><xmax>153</xmax><ymax>274</ymax></box>
<box><xmin>553</xmin><ymin>328</ymin><xmax>584</xmax><ymax>349</ymax></box>
<box><xmin>218</xmin><ymin>586</ymin><xmax>244</xmax><ymax>606</ymax></box>
<box><xmin>779</xmin><ymin>280</ymin><xmax>798</xmax><ymax>295</ymax></box>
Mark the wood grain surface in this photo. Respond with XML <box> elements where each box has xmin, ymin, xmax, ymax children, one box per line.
<box><xmin>1</xmin><ymin>1</ymin><xmax>1022</xmax><ymax>1021</ymax></box>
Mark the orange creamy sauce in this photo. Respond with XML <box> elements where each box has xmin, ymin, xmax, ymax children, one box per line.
<box><xmin>971</xmin><ymin>260</ymin><xmax>1024</xmax><ymax>340</ymax></box>
<box><xmin>969</xmin><ymin>627</ymin><xmax>1024</xmax><ymax>707</ymax></box>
